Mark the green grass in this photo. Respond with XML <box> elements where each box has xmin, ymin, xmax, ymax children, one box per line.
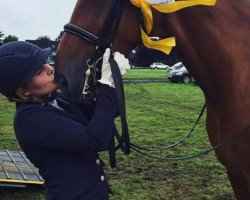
<box><xmin>123</xmin><ymin>69</ymin><xmax>167</xmax><ymax>79</ymax></box>
<box><xmin>0</xmin><ymin>73</ymin><xmax>235</xmax><ymax>199</ymax></box>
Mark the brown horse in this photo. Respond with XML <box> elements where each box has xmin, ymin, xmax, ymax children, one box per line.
<box><xmin>56</xmin><ymin>0</ymin><xmax>250</xmax><ymax>199</ymax></box>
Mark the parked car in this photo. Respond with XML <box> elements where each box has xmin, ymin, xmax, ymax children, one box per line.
<box><xmin>150</xmin><ymin>62</ymin><xmax>169</xmax><ymax>69</ymax></box>
<box><xmin>168</xmin><ymin>62</ymin><xmax>194</xmax><ymax>83</ymax></box>
<box><xmin>47</xmin><ymin>51</ymin><xmax>57</xmax><ymax>65</ymax></box>
<box><xmin>168</xmin><ymin>62</ymin><xmax>183</xmax><ymax>71</ymax></box>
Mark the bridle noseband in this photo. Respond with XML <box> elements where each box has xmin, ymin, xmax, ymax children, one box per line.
<box><xmin>64</xmin><ymin>23</ymin><xmax>101</xmax><ymax>48</ymax></box>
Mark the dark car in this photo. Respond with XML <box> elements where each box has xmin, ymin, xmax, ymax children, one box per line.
<box><xmin>168</xmin><ymin>62</ymin><xmax>194</xmax><ymax>83</ymax></box>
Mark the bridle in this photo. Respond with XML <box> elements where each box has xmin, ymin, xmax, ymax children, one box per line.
<box><xmin>64</xmin><ymin>0</ymin><xmax>128</xmax><ymax>101</ymax></box>
<box><xmin>63</xmin><ymin>0</ymin><xmax>250</xmax><ymax>166</ymax></box>
<box><xmin>64</xmin><ymin>0</ymin><xmax>130</xmax><ymax>169</ymax></box>
<box><xmin>64</xmin><ymin>0</ymin><xmax>126</xmax><ymax>52</ymax></box>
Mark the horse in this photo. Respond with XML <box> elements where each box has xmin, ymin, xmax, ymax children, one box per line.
<box><xmin>55</xmin><ymin>0</ymin><xmax>250</xmax><ymax>199</ymax></box>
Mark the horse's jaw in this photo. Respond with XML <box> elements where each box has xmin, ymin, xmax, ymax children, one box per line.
<box><xmin>55</xmin><ymin>56</ymin><xmax>86</xmax><ymax>102</ymax></box>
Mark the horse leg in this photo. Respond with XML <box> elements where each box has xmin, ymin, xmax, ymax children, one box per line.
<box><xmin>226</xmin><ymin>168</ymin><xmax>250</xmax><ymax>200</ymax></box>
<box><xmin>206</xmin><ymin>104</ymin><xmax>250</xmax><ymax>199</ymax></box>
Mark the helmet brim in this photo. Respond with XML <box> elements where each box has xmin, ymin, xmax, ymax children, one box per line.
<box><xmin>21</xmin><ymin>47</ymin><xmax>51</xmax><ymax>85</ymax></box>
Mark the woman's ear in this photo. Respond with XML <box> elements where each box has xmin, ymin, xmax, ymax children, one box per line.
<box><xmin>15</xmin><ymin>87</ymin><xmax>31</xmax><ymax>100</ymax></box>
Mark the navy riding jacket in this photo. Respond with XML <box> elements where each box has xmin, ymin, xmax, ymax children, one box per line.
<box><xmin>14</xmin><ymin>84</ymin><xmax>117</xmax><ymax>200</ymax></box>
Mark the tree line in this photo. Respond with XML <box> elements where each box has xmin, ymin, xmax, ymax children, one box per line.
<box><xmin>0</xmin><ymin>31</ymin><xmax>64</xmax><ymax>46</ymax></box>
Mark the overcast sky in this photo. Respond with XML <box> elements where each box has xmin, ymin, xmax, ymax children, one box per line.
<box><xmin>0</xmin><ymin>0</ymin><xmax>78</xmax><ymax>41</ymax></box>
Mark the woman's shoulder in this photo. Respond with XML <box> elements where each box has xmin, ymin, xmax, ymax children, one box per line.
<box><xmin>14</xmin><ymin>102</ymin><xmax>57</xmax><ymax>122</ymax></box>
<box><xmin>16</xmin><ymin>101</ymin><xmax>51</xmax><ymax>112</ymax></box>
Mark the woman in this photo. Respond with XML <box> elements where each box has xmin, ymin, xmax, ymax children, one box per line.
<box><xmin>0</xmin><ymin>41</ymin><xmax>130</xmax><ymax>200</ymax></box>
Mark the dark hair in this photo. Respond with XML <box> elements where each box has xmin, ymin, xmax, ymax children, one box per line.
<box><xmin>5</xmin><ymin>87</ymin><xmax>29</xmax><ymax>103</ymax></box>
<box><xmin>6</xmin><ymin>87</ymin><xmax>49</xmax><ymax>103</ymax></box>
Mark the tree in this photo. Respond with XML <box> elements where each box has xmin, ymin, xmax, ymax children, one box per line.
<box><xmin>3</xmin><ymin>35</ymin><xmax>18</xmax><ymax>44</ymax></box>
<box><xmin>0</xmin><ymin>31</ymin><xmax>4</xmax><ymax>45</ymax></box>
<box><xmin>35</xmin><ymin>36</ymin><xmax>52</xmax><ymax>42</ymax></box>
<box><xmin>55</xmin><ymin>31</ymin><xmax>64</xmax><ymax>42</ymax></box>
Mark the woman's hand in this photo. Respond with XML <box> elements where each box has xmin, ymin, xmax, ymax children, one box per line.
<box><xmin>98</xmin><ymin>48</ymin><xmax>130</xmax><ymax>88</ymax></box>
<box><xmin>98</xmin><ymin>48</ymin><xmax>113</xmax><ymax>87</ymax></box>
<box><xmin>113</xmin><ymin>52</ymin><xmax>130</xmax><ymax>76</ymax></box>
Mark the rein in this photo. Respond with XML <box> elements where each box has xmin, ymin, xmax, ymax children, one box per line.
<box><xmin>62</xmin><ymin>0</ymin><xmax>249</xmax><ymax>165</ymax></box>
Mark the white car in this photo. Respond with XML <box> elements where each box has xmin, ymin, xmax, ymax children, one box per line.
<box><xmin>150</xmin><ymin>62</ymin><xmax>169</xmax><ymax>69</ymax></box>
<box><xmin>168</xmin><ymin>62</ymin><xmax>184</xmax><ymax>71</ymax></box>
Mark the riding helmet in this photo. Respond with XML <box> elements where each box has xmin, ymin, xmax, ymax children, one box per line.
<box><xmin>0</xmin><ymin>41</ymin><xmax>51</xmax><ymax>97</ymax></box>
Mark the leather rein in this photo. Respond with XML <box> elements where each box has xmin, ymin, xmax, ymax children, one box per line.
<box><xmin>63</xmin><ymin>0</ymin><xmax>250</xmax><ymax>165</ymax></box>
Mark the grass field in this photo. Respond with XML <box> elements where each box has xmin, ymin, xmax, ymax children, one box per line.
<box><xmin>0</xmin><ymin>70</ymin><xmax>235</xmax><ymax>200</ymax></box>
<box><xmin>123</xmin><ymin>68</ymin><xmax>167</xmax><ymax>79</ymax></box>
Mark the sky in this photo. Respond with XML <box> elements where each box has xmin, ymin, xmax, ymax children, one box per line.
<box><xmin>0</xmin><ymin>0</ymin><xmax>78</xmax><ymax>41</ymax></box>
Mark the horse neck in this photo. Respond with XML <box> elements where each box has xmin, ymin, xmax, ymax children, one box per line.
<box><xmin>113</xmin><ymin>1</ymin><xmax>142</xmax><ymax>54</ymax></box>
<box><xmin>155</xmin><ymin>0</ymin><xmax>250</xmax><ymax>107</ymax></box>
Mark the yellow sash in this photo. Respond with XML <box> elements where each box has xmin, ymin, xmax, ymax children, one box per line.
<box><xmin>131</xmin><ymin>0</ymin><xmax>217</xmax><ymax>54</ymax></box>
